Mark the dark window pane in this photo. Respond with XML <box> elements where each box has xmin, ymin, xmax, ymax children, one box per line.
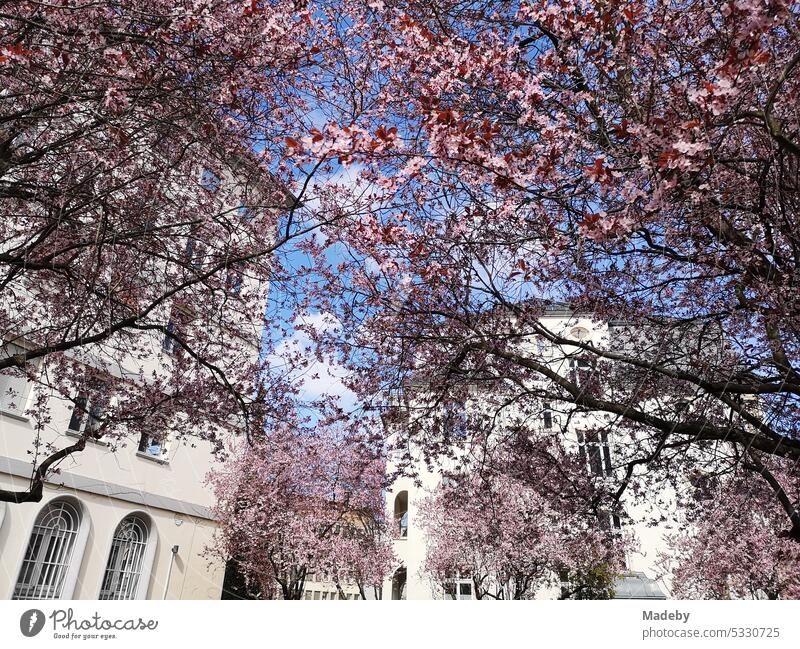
<box><xmin>588</xmin><ymin>446</ymin><xmax>603</xmax><ymax>476</ymax></box>
<box><xmin>226</xmin><ymin>269</ymin><xmax>243</xmax><ymax>295</ymax></box>
<box><xmin>163</xmin><ymin>317</ymin><xmax>177</xmax><ymax>353</ymax></box>
<box><xmin>86</xmin><ymin>400</ymin><xmax>104</xmax><ymax>435</ymax></box>
<box><xmin>68</xmin><ymin>395</ymin><xmax>87</xmax><ymax>431</ymax></box>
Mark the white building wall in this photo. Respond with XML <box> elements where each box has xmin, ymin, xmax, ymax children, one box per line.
<box><xmin>0</xmin><ymin>473</ymin><xmax>223</xmax><ymax>600</ymax></box>
<box><xmin>0</xmin><ymin>166</ymin><xmax>278</xmax><ymax>600</ymax></box>
<box><xmin>382</xmin><ymin>313</ymin><xmax>676</xmax><ymax>600</ymax></box>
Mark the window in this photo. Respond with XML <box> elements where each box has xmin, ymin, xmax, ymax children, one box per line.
<box><xmin>391</xmin><ymin>567</ymin><xmax>407</xmax><ymax>600</ymax></box>
<box><xmin>0</xmin><ymin>342</ymin><xmax>34</xmax><ymax>414</ymax></box>
<box><xmin>598</xmin><ymin>510</ymin><xmax>623</xmax><ymax>532</ymax></box>
<box><xmin>393</xmin><ymin>491</ymin><xmax>408</xmax><ymax>538</ymax></box>
<box><xmin>13</xmin><ymin>499</ymin><xmax>85</xmax><ymax>600</ymax></box>
<box><xmin>444</xmin><ymin>574</ymin><xmax>473</xmax><ymax>600</ymax></box>
<box><xmin>578</xmin><ymin>429</ymin><xmax>613</xmax><ymax>477</ymax></box>
<box><xmin>163</xmin><ymin>305</ymin><xmax>191</xmax><ymax>354</ymax></box>
<box><xmin>200</xmin><ymin>168</ymin><xmax>221</xmax><ymax>192</ymax></box>
<box><xmin>138</xmin><ymin>433</ymin><xmax>170</xmax><ymax>460</ymax></box>
<box><xmin>569</xmin><ymin>358</ymin><xmax>600</xmax><ymax>396</ymax></box>
<box><xmin>569</xmin><ymin>358</ymin><xmax>590</xmax><ymax>383</ymax></box>
<box><xmin>99</xmin><ymin>515</ymin><xmax>151</xmax><ymax>600</ymax></box>
<box><xmin>67</xmin><ymin>392</ymin><xmax>108</xmax><ymax>439</ymax></box>
<box><xmin>542</xmin><ymin>402</ymin><xmax>562</xmax><ymax>431</ymax></box>
<box><xmin>162</xmin><ymin>316</ymin><xmax>179</xmax><ymax>354</ymax></box>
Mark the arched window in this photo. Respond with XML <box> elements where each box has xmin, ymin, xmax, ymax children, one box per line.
<box><xmin>569</xmin><ymin>326</ymin><xmax>590</xmax><ymax>341</ymax></box>
<box><xmin>99</xmin><ymin>514</ymin><xmax>152</xmax><ymax>600</ymax></box>
<box><xmin>391</xmin><ymin>567</ymin><xmax>407</xmax><ymax>600</ymax></box>
<box><xmin>393</xmin><ymin>491</ymin><xmax>408</xmax><ymax>538</ymax></box>
<box><xmin>13</xmin><ymin>499</ymin><xmax>85</xmax><ymax>600</ymax></box>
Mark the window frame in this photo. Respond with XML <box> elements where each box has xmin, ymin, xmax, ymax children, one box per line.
<box><xmin>393</xmin><ymin>490</ymin><xmax>409</xmax><ymax>539</ymax></box>
<box><xmin>11</xmin><ymin>497</ymin><xmax>89</xmax><ymax>600</ymax></box>
<box><xmin>443</xmin><ymin>573</ymin><xmax>474</xmax><ymax>600</ymax></box>
<box><xmin>137</xmin><ymin>431</ymin><xmax>171</xmax><ymax>463</ymax></box>
<box><xmin>577</xmin><ymin>428</ymin><xmax>613</xmax><ymax>477</ymax></box>
<box><xmin>98</xmin><ymin>513</ymin><xmax>156</xmax><ymax>600</ymax></box>
<box><xmin>66</xmin><ymin>390</ymin><xmax>112</xmax><ymax>441</ymax></box>
<box><xmin>225</xmin><ymin>265</ymin><xmax>244</xmax><ymax>296</ymax></box>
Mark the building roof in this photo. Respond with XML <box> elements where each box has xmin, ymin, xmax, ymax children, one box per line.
<box><xmin>613</xmin><ymin>572</ymin><xmax>667</xmax><ymax>600</ymax></box>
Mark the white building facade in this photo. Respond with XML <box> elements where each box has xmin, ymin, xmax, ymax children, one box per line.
<box><xmin>380</xmin><ymin>310</ymin><xmax>674</xmax><ymax>601</ymax></box>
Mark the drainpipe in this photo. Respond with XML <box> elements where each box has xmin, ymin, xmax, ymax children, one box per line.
<box><xmin>162</xmin><ymin>545</ymin><xmax>179</xmax><ymax>600</ymax></box>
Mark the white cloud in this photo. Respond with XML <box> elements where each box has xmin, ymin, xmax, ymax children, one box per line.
<box><xmin>271</xmin><ymin>312</ymin><xmax>356</xmax><ymax>409</ymax></box>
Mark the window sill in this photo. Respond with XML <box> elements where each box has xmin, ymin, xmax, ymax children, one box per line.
<box><xmin>0</xmin><ymin>408</ymin><xmax>30</xmax><ymax>422</ymax></box>
<box><xmin>65</xmin><ymin>430</ymin><xmax>110</xmax><ymax>447</ymax></box>
<box><xmin>136</xmin><ymin>451</ymin><xmax>170</xmax><ymax>465</ymax></box>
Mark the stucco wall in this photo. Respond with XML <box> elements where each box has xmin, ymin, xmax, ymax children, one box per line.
<box><xmin>0</xmin><ymin>473</ymin><xmax>224</xmax><ymax>600</ymax></box>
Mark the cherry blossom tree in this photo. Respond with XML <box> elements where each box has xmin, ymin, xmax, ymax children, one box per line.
<box><xmin>0</xmin><ymin>0</ymin><xmax>352</xmax><ymax>503</ymax></box>
<box><xmin>5</xmin><ymin>0</ymin><xmax>800</xmax><ymax>595</ymax></box>
<box><xmin>663</xmin><ymin>461</ymin><xmax>800</xmax><ymax>599</ymax></box>
<box><xmin>208</xmin><ymin>424</ymin><xmax>393</xmax><ymax>600</ymax></box>
<box><xmin>290</xmin><ymin>0</ymin><xmax>800</xmax><ymax>550</ymax></box>
<box><xmin>420</xmin><ymin>464</ymin><xmax>629</xmax><ymax>599</ymax></box>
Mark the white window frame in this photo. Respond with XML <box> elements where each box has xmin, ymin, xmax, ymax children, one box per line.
<box><xmin>162</xmin><ymin>304</ymin><xmax>192</xmax><ymax>356</ymax></box>
<box><xmin>11</xmin><ymin>497</ymin><xmax>89</xmax><ymax>600</ymax></box>
<box><xmin>393</xmin><ymin>491</ymin><xmax>408</xmax><ymax>539</ymax></box>
<box><xmin>162</xmin><ymin>315</ymin><xmax>180</xmax><ymax>354</ymax></box>
<box><xmin>578</xmin><ymin>428</ymin><xmax>613</xmax><ymax>477</ymax></box>
<box><xmin>443</xmin><ymin>573</ymin><xmax>474</xmax><ymax>600</ymax></box>
<box><xmin>442</xmin><ymin>399</ymin><xmax>468</xmax><ymax>439</ymax></box>
<box><xmin>184</xmin><ymin>236</ymin><xmax>206</xmax><ymax>270</ymax></box>
<box><xmin>137</xmin><ymin>432</ymin><xmax>171</xmax><ymax>462</ymax></box>
<box><xmin>542</xmin><ymin>402</ymin><xmax>562</xmax><ymax>430</ymax></box>
<box><xmin>66</xmin><ymin>391</ymin><xmax>112</xmax><ymax>439</ymax></box>
<box><xmin>98</xmin><ymin>513</ymin><xmax>157</xmax><ymax>600</ymax></box>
